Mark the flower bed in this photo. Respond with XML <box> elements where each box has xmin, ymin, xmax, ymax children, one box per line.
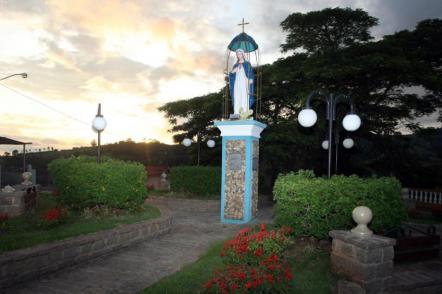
<box><xmin>0</xmin><ymin>205</ymin><xmax>171</xmax><ymax>289</ymax></box>
<box><xmin>204</xmin><ymin>224</ymin><xmax>294</xmax><ymax>293</ymax></box>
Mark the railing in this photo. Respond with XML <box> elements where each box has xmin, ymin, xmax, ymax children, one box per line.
<box><xmin>402</xmin><ymin>188</ymin><xmax>442</xmax><ymax>205</ymax></box>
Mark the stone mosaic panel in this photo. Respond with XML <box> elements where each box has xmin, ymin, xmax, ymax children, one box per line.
<box><xmin>224</xmin><ymin>139</ymin><xmax>245</xmax><ymax>219</ymax></box>
<box><xmin>252</xmin><ymin>140</ymin><xmax>259</xmax><ymax>217</ymax></box>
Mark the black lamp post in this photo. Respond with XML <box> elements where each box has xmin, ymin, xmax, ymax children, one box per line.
<box><xmin>298</xmin><ymin>90</ymin><xmax>361</xmax><ymax>178</ymax></box>
<box><xmin>0</xmin><ymin>73</ymin><xmax>27</xmax><ymax>81</ymax></box>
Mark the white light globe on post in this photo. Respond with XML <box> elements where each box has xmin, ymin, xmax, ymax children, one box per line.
<box><xmin>207</xmin><ymin>139</ymin><xmax>215</xmax><ymax>148</ymax></box>
<box><xmin>298</xmin><ymin>108</ymin><xmax>317</xmax><ymax>127</ymax></box>
<box><xmin>321</xmin><ymin>140</ymin><xmax>329</xmax><ymax>150</ymax></box>
<box><xmin>92</xmin><ymin>116</ymin><xmax>107</xmax><ymax>133</ymax></box>
<box><xmin>342</xmin><ymin>114</ymin><xmax>361</xmax><ymax>131</ymax></box>
<box><xmin>182</xmin><ymin>138</ymin><xmax>192</xmax><ymax>147</ymax></box>
<box><xmin>343</xmin><ymin>138</ymin><xmax>354</xmax><ymax>149</ymax></box>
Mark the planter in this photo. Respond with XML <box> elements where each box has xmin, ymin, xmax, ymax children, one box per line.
<box><xmin>0</xmin><ymin>205</ymin><xmax>172</xmax><ymax>289</ymax></box>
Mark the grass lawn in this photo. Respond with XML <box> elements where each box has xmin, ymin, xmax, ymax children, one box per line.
<box><xmin>0</xmin><ymin>193</ymin><xmax>160</xmax><ymax>253</ymax></box>
<box><xmin>143</xmin><ymin>240</ymin><xmax>336</xmax><ymax>294</ymax></box>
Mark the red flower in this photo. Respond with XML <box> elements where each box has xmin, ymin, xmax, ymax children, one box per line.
<box><xmin>0</xmin><ymin>213</ymin><xmax>9</xmax><ymax>222</ymax></box>
<box><xmin>260</xmin><ymin>223</ymin><xmax>266</xmax><ymax>232</ymax></box>
<box><xmin>284</xmin><ymin>267</ymin><xmax>293</xmax><ymax>281</ymax></box>
<box><xmin>204</xmin><ymin>280</ymin><xmax>214</xmax><ymax>289</ymax></box>
<box><xmin>245</xmin><ymin>282</ymin><xmax>252</xmax><ymax>289</ymax></box>
<box><xmin>41</xmin><ymin>207</ymin><xmax>65</xmax><ymax>222</ymax></box>
<box><xmin>254</xmin><ymin>247</ymin><xmax>264</xmax><ymax>257</ymax></box>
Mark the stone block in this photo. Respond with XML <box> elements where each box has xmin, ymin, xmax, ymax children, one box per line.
<box><xmin>337</xmin><ymin>280</ymin><xmax>365</xmax><ymax>294</ymax></box>
<box><xmin>63</xmin><ymin>246</ymin><xmax>82</xmax><ymax>260</ymax></box>
<box><xmin>382</xmin><ymin>247</ymin><xmax>394</xmax><ymax>262</ymax></box>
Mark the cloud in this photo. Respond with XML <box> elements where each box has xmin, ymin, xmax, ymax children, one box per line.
<box><xmin>1</xmin><ymin>0</ymin><xmax>440</xmax><ymax>150</ymax></box>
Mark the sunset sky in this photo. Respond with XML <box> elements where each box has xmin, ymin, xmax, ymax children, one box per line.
<box><xmin>1</xmin><ymin>0</ymin><xmax>441</xmax><ymax>153</ymax></box>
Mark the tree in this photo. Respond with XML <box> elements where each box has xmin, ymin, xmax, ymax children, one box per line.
<box><xmin>12</xmin><ymin>150</ymin><xmax>19</xmax><ymax>156</ymax></box>
<box><xmin>91</xmin><ymin>139</ymin><xmax>97</xmax><ymax>147</ymax></box>
<box><xmin>280</xmin><ymin>7</ymin><xmax>378</xmax><ymax>54</ymax></box>
<box><xmin>159</xmin><ymin>91</ymin><xmax>223</xmax><ymax>143</ymax></box>
<box><xmin>3</xmin><ymin>152</ymin><xmax>10</xmax><ymax>157</ymax></box>
<box><xmin>159</xmin><ymin>9</ymin><xmax>442</xmax><ymax>188</ymax></box>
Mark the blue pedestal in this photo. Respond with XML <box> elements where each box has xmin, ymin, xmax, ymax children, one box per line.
<box><xmin>214</xmin><ymin>120</ymin><xmax>266</xmax><ymax>224</ymax></box>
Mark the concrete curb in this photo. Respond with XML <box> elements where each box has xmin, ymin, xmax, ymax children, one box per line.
<box><xmin>0</xmin><ymin>205</ymin><xmax>172</xmax><ymax>289</ymax></box>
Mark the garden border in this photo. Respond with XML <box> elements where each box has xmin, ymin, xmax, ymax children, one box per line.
<box><xmin>0</xmin><ymin>205</ymin><xmax>172</xmax><ymax>289</ymax></box>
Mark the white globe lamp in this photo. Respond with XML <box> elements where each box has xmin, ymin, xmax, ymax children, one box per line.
<box><xmin>92</xmin><ymin>116</ymin><xmax>107</xmax><ymax>133</ymax></box>
<box><xmin>182</xmin><ymin>138</ymin><xmax>192</xmax><ymax>147</ymax></box>
<box><xmin>298</xmin><ymin>108</ymin><xmax>317</xmax><ymax>127</ymax></box>
<box><xmin>321</xmin><ymin>140</ymin><xmax>329</xmax><ymax>150</ymax></box>
<box><xmin>207</xmin><ymin>139</ymin><xmax>215</xmax><ymax>148</ymax></box>
<box><xmin>342</xmin><ymin>138</ymin><xmax>354</xmax><ymax>149</ymax></box>
<box><xmin>342</xmin><ymin>114</ymin><xmax>361</xmax><ymax>131</ymax></box>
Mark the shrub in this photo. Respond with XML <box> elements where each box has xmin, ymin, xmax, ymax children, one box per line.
<box><xmin>204</xmin><ymin>225</ymin><xmax>293</xmax><ymax>293</ymax></box>
<box><xmin>170</xmin><ymin>166</ymin><xmax>221</xmax><ymax>197</ymax></box>
<box><xmin>48</xmin><ymin>156</ymin><xmax>147</xmax><ymax>211</ymax></box>
<box><xmin>273</xmin><ymin>170</ymin><xmax>407</xmax><ymax>239</ymax></box>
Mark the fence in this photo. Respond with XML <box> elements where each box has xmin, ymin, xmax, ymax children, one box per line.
<box><xmin>402</xmin><ymin>188</ymin><xmax>442</xmax><ymax>205</ymax></box>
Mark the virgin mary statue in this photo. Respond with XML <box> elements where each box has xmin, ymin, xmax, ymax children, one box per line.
<box><xmin>229</xmin><ymin>49</ymin><xmax>254</xmax><ymax>115</ymax></box>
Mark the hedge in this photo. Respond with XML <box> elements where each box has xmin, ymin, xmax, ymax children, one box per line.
<box><xmin>170</xmin><ymin>166</ymin><xmax>221</xmax><ymax>197</ymax></box>
<box><xmin>273</xmin><ymin>170</ymin><xmax>407</xmax><ymax>239</ymax></box>
<box><xmin>48</xmin><ymin>156</ymin><xmax>147</xmax><ymax>210</ymax></box>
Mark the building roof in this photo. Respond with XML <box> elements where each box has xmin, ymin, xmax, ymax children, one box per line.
<box><xmin>0</xmin><ymin>136</ymin><xmax>32</xmax><ymax>145</ymax></box>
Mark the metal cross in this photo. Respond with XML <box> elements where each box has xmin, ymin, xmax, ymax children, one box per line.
<box><xmin>237</xmin><ymin>18</ymin><xmax>250</xmax><ymax>32</ymax></box>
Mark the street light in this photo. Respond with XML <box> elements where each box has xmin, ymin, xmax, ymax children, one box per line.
<box><xmin>92</xmin><ymin>103</ymin><xmax>106</xmax><ymax>163</ymax></box>
<box><xmin>182</xmin><ymin>136</ymin><xmax>215</xmax><ymax>165</ymax></box>
<box><xmin>298</xmin><ymin>90</ymin><xmax>361</xmax><ymax>178</ymax></box>
<box><xmin>0</xmin><ymin>73</ymin><xmax>27</xmax><ymax>81</ymax></box>
<box><xmin>343</xmin><ymin>137</ymin><xmax>354</xmax><ymax>149</ymax></box>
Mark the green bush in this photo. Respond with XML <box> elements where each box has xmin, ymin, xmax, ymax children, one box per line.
<box><xmin>170</xmin><ymin>166</ymin><xmax>221</xmax><ymax>197</ymax></box>
<box><xmin>48</xmin><ymin>156</ymin><xmax>147</xmax><ymax>210</ymax></box>
<box><xmin>273</xmin><ymin>170</ymin><xmax>407</xmax><ymax>239</ymax></box>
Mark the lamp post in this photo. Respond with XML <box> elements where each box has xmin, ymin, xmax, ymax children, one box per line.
<box><xmin>92</xmin><ymin>103</ymin><xmax>107</xmax><ymax>163</ymax></box>
<box><xmin>0</xmin><ymin>73</ymin><xmax>27</xmax><ymax>81</ymax></box>
<box><xmin>298</xmin><ymin>90</ymin><xmax>361</xmax><ymax>178</ymax></box>
<box><xmin>182</xmin><ymin>135</ymin><xmax>215</xmax><ymax>166</ymax></box>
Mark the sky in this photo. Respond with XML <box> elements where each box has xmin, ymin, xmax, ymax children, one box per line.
<box><xmin>0</xmin><ymin>0</ymin><xmax>441</xmax><ymax>153</ymax></box>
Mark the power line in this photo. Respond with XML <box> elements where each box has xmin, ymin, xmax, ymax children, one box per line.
<box><xmin>0</xmin><ymin>83</ymin><xmax>135</xmax><ymax>143</ymax></box>
<box><xmin>0</xmin><ymin>82</ymin><xmax>90</xmax><ymax>126</ymax></box>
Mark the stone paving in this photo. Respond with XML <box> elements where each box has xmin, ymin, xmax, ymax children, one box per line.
<box><xmin>5</xmin><ymin>205</ymin><xmax>273</xmax><ymax>294</ymax></box>
<box><xmin>388</xmin><ymin>259</ymin><xmax>442</xmax><ymax>293</ymax></box>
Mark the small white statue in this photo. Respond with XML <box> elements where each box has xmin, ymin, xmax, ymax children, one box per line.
<box><xmin>351</xmin><ymin>206</ymin><xmax>373</xmax><ymax>238</ymax></box>
<box><xmin>1</xmin><ymin>185</ymin><xmax>15</xmax><ymax>193</ymax></box>
<box><xmin>22</xmin><ymin>171</ymin><xmax>33</xmax><ymax>186</ymax></box>
<box><xmin>161</xmin><ymin>172</ymin><xmax>167</xmax><ymax>183</ymax></box>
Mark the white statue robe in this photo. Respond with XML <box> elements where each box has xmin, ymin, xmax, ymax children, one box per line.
<box><xmin>233</xmin><ymin>65</ymin><xmax>249</xmax><ymax>114</ymax></box>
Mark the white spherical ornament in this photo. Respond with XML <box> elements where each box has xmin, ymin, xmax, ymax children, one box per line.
<box><xmin>321</xmin><ymin>140</ymin><xmax>329</xmax><ymax>150</ymax></box>
<box><xmin>298</xmin><ymin>108</ymin><xmax>317</xmax><ymax>127</ymax></box>
<box><xmin>351</xmin><ymin>206</ymin><xmax>373</xmax><ymax>238</ymax></box>
<box><xmin>207</xmin><ymin>139</ymin><xmax>215</xmax><ymax>148</ymax></box>
<box><xmin>342</xmin><ymin>138</ymin><xmax>354</xmax><ymax>149</ymax></box>
<box><xmin>182</xmin><ymin>138</ymin><xmax>192</xmax><ymax>147</ymax></box>
<box><xmin>92</xmin><ymin>116</ymin><xmax>107</xmax><ymax>132</ymax></box>
<box><xmin>342</xmin><ymin>114</ymin><xmax>361</xmax><ymax>131</ymax></box>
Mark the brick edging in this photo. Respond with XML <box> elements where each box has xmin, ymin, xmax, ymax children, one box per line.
<box><xmin>146</xmin><ymin>196</ymin><xmax>220</xmax><ymax>212</ymax></box>
<box><xmin>0</xmin><ymin>205</ymin><xmax>172</xmax><ymax>289</ymax></box>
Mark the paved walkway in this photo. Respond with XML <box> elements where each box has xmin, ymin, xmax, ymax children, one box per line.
<box><xmin>6</xmin><ymin>206</ymin><xmax>273</xmax><ymax>294</ymax></box>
